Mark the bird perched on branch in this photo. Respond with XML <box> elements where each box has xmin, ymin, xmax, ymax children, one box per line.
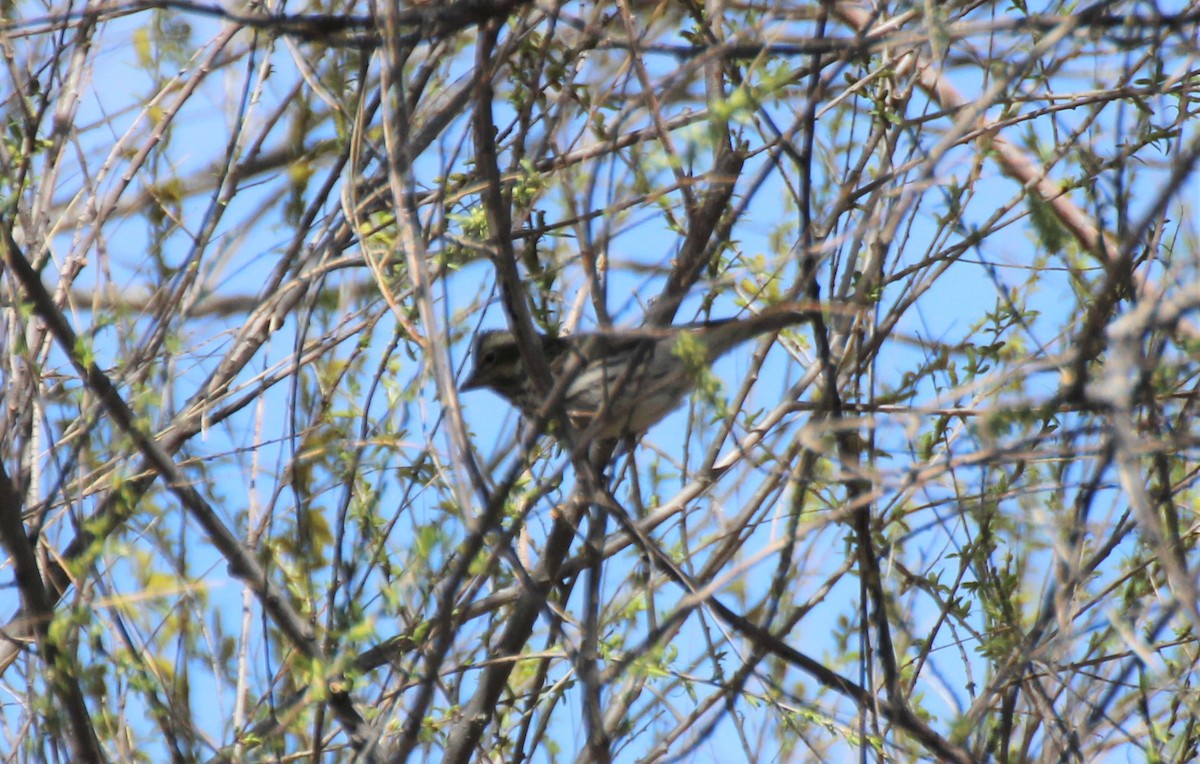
<box><xmin>461</xmin><ymin>305</ymin><xmax>810</xmax><ymax>439</ymax></box>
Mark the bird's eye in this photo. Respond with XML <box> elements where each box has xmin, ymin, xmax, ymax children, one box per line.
<box><xmin>482</xmin><ymin>350</ymin><xmax>497</xmax><ymax>364</ymax></box>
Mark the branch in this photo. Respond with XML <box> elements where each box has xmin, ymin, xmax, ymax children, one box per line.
<box><xmin>0</xmin><ymin>226</ymin><xmax>368</xmax><ymax>741</ymax></box>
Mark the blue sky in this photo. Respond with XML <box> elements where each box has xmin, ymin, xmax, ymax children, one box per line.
<box><xmin>3</xmin><ymin>2</ymin><xmax>1199</xmax><ymax>761</ymax></box>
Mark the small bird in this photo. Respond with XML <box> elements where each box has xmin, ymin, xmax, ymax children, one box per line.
<box><xmin>461</xmin><ymin>305</ymin><xmax>808</xmax><ymax>439</ymax></box>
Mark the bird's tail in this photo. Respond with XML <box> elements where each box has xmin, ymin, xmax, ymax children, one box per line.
<box><xmin>698</xmin><ymin>301</ymin><xmax>816</xmax><ymax>359</ymax></box>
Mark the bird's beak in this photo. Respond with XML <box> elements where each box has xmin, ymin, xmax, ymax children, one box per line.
<box><xmin>460</xmin><ymin>370</ymin><xmax>482</xmax><ymax>391</ymax></box>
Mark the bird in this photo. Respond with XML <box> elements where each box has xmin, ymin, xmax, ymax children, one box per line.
<box><xmin>460</xmin><ymin>305</ymin><xmax>809</xmax><ymax>439</ymax></box>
